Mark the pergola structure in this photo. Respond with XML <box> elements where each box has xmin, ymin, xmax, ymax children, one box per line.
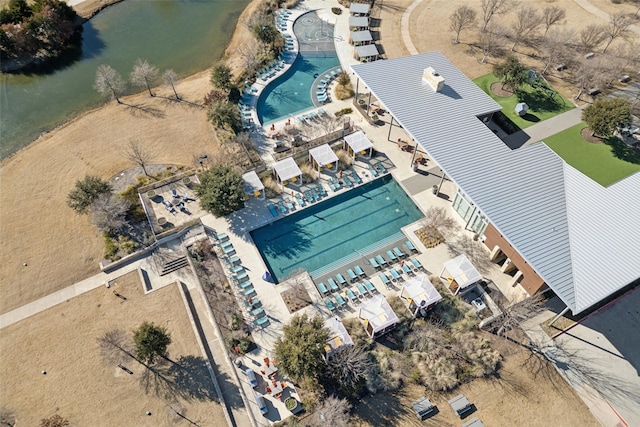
<box><xmin>308</xmin><ymin>144</ymin><xmax>339</xmax><ymax>175</ymax></box>
<box><xmin>358</xmin><ymin>294</ymin><xmax>399</xmax><ymax>338</ymax></box>
<box><xmin>349</xmin><ymin>16</ymin><xmax>369</xmax><ymax>30</ymax></box>
<box><xmin>355</xmin><ymin>44</ymin><xmax>379</xmax><ymax>62</ymax></box>
<box><xmin>440</xmin><ymin>254</ymin><xmax>482</xmax><ymax>295</ymax></box>
<box><xmin>242</xmin><ymin>170</ymin><xmax>265</xmax><ymax>199</ymax></box>
<box><xmin>399</xmin><ymin>274</ymin><xmax>442</xmax><ymax>317</ymax></box>
<box><xmin>272</xmin><ymin>157</ymin><xmax>302</xmax><ymax>189</ymax></box>
<box><xmin>343</xmin><ymin>130</ymin><xmax>373</xmax><ymax>158</ymax></box>
<box><xmin>323</xmin><ymin>316</ymin><xmax>353</xmax><ymax>360</ymax></box>
<box><xmin>349</xmin><ymin>2</ymin><xmax>370</xmax><ymax>16</ymax></box>
<box><xmin>350</xmin><ymin>30</ymin><xmax>373</xmax><ymax>45</ymax></box>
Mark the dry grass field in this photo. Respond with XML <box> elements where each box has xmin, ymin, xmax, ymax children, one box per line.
<box><xmin>0</xmin><ymin>271</ymin><xmax>225</xmax><ymax>426</ymax></box>
<box><xmin>352</xmin><ymin>336</ymin><xmax>599</xmax><ymax>427</ymax></box>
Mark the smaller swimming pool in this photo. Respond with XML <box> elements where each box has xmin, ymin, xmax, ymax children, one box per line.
<box><xmin>250</xmin><ymin>176</ymin><xmax>424</xmax><ymax>283</ymax></box>
<box><xmin>257</xmin><ymin>51</ymin><xmax>340</xmax><ymax>124</ymax></box>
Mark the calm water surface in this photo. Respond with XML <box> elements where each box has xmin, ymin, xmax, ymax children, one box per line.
<box><xmin>0</xmin><ymin>0</ymin><xmax>249</xmax><ymax>159</ymax></box>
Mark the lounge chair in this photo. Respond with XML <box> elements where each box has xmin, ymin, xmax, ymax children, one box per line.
<box><xmin>410</xmin><ymin>257</ymin><xmax>423</xmax><ymax>270</ymax></box>
<box><xmin>213</xmin><ymin>232</ymin><xmax>229</xmax><ymax>242</ymax></box>
<box><xmin>334</xmin><ymin>294</ymin><xmax>347</xmax><ymax>307</ymax></box>
<box><xmin>402</xmin><ymin>263</ymin><xmax>413</xmax><ymax>275</ymax></box>
<box><xmin>219</xmin><ymin>240</ymin><xmax>233</xmax><ymax>249</ymax></box>
<box><xmin>224</xmin><ymin>255</ymin><xmax>241</xmax><ymax>265</ymax></box>
<box><xmin>393</xmin><ymin>246</ymin><xmax>406</xmax><ymax>258</ymax></box>
<box><xmin>351</xmin><ymin>170</ymin><xmax>362</xmax><ymax>184</ymax></box>
<box><xmin>316</xmin><ymin>282</ymin><xmax>329</xmax><ymax>295</ymax></box>
<box><xmin>347</xmin><ymin>269</ymin><xmax>357</xmax><ymax>282</ymax></box>
<box><xmin>386</xmin><ymin>250</ymin><xmax>398</xmax><ymax>262</ymax></box>
<box><xmin>369</xmin><ymin>257</ymin><xmax>380</xmax><ymax>269</ymax></box>
<box><xmin>251</xmin><ymin>307</ymin><xmax>266</xmax><ymax>318</ymax></box>
<box><xmin>325</xmin><ymin>298</ymin><xmax>336</xmax><ymax>311</ymax></box>
<box><xmin>277</xmin><ymin>200</ymin><xmax>288</xmax><ymax>214</ymax></box>
<box><xmin>222</xmin><ymin>245</ymin><xmax>235</xmax><ymax>255</ymax></box>
<box><xmin>375</xmin><ymin>254</ymin><xmax>387</xmax><ymax>266</ymax></box>
<box><xmin>327</xmin><ymin>278</ymin><xmax>339</xmax><ymax>292</ymax></box>
<box><xmin>389</xmin><ymin>268</ymin><xmax>402</xmax><ymax>281</ymax></box>
<box><xmin>243</xmin><ymin>286</ymin><xmax>256</xmax><ymax>297</ymax></box>
<box><xmin>229</xmin><ymin>265</ymin><xmax>244</xmax><ymax>274</ymax></box>
<box><xmin>369</xmin><ymin>165</ymin><xmax>379</xmax><ymax>177</ymax></box>
<box><xmin>406</xmin><ymin>240</ymin><xmax>417</xmax><ymax>252</ymax></box>
<box><xmin>354</xmin><ymin>265</ymin><xmax>366</xmax><ymax>277</ymax></box>
<box><xmin>295</xmin><ymin>195</ymin><xmax>306</xmax><ymax>207</ymax></box>
<box><xmin>254</xmin><ymin>316</ymin><xmax>269</xmax><ymax>327</ymax></box>
<box><xmin>336</xmin><ymin>273</ymin><xmax>347</xmax><ymax>286</ymax></box>
<box><xmin>379</xmin><ymin>273</ymin><xmax>391</xmax><ymax>287</ymax></box>
<box><xmin>375</xmin><ymin>162</ymin><xmax>387</xmax><ymax>173</ymax></box>
<box><xmin>268</xmin><ymin>203</ymin><xmax>279</xmax><ymax>217</ymax></box>
<box><xmin>234</xmin><ymin>271</ymin><xmax>248</xmax><ymax>282</ymax></box>
<box><xmin>328</xmin><ymin>180</ymin><xmax>337</xmax><ymax>191</ymax></box>
<box><xmin>284</xmin><ymin>198</ymin><xmax>295</xmax><ymax>211</ymax></box>
<box><xmin>357</xmin><ymin>282</ymin><xmax>368</xmax><ymax>296</ymax></box>
<box><xmin>364</xmin><ymin>279</ymin><xmax>376</xmax><ymax>293</ymax></box>
<box><xmin>346</xmin><ymin>288</ymin><xmax>357</xmax><ymax>302</ymax></box>
<box><xmin>316</xmin><ymin>183</ymin><xmax>327</xmax><ymax>197</ymax></box>
<box><xmin>244</xmin><ymin>297</ymin><xmax>260</xmax><ymax>309</ymax></box>
<box><xmin>311</xmin><ymin>188</ymin><xmax>321</xmax><ymax>201</ymax></box>
<box><xmin>238</xmin><ymin>280</ymin><xmax>253</xmax><ymax>289</ymax></box>
<box><xmin>343</xmin><ymin>175</ymin><xmax>353</xmax><ymax>187</ymax></box>
<box><xmin>317</xmin><ymin>94</ymin><xmax>328</xmax><ymax>103</ymax></box>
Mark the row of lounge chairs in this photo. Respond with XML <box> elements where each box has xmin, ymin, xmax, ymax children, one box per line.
<box><xmin>378</xmin><ymin>258</ymin><xmax>423</xmax><ymax>288</ymax></box>
<box><xmin>367</xmin><ymin>241</ymin><xmax>418</xmax><ymax>269</ymax></box>
<box><xmin>323</xmin><ymin>280</ymin><xmax>379</xmax><ymax>311</ymax></box>
<box><xmin>368</xmin><ymin>161</ymin><xmax>387</xmax><ymax>177</ymax></box>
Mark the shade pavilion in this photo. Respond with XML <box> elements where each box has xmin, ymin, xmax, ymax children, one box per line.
<box><xmin>358</xmin><ymin>294</ymin><xmax>399</xmax><ymax>338</ymax></box>
<box><xmin>272</xmin><ymin>157</ymin><xmax>302</xmax><ymax>189</ymax></box>
<box><xmin>343</xmin><ymin>131</ymin><xmax>373</xmax><ymax>158</ymax></box>
<box><xmin>309</xmin><ymin>144</ymin><xmax>339</xmax><ymax>175</ymax></box>
<box><xmin>440</xmin><ymin>254</ymin><xmax>482</xmax><ymax>295</ymax></box>
<box><xmin>242</xmin><ymin>170</ymin><xmax>265</xmax><ymax>199</ymax></box>
<box><xmin>399</xmin><ymin>274</ymin><xmax>442</xmax><ymax>317</ymax></box>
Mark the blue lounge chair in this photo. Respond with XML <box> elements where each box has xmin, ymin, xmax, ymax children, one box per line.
<box><xmin>375</xmin><ymin>254</ymin><xmax>387</xmax><ymax>266</ymax></box>
<box><xmin>234</xmin><ymin>271</ymin><xmax>248</xmax><ymax>281</ymax></box>
<box><xmin>364</xmin><ymin>279</ymin><xmax>376</xmax><ymax>293</ymax></box>
<box><xmin>316</xmin><ymin>183</ymin><xmax>327</xmax><ymax>197</ymax></box>
<box><xmin>327</xmin><ymin>278</ymin><xmax>339</xmax><ymax>292</ymax></box>
<box><xmin>224</xmin><ymin>255</ymin><xmax>241</xmax><ymax>265</ymax></box>
<box><xmin>357</xmin><ymin>282</ymin><xmax>368</xmax><ymax>296</ymax></box>
<box><xmin>354</xmin><ymin>265</ymin><xmax>366</xmax><ymax>277</ymax></box>
<box><xmin>222</xmin><ymin>245</ymin><xmax>236</xmax><ymax>255</ymax></box>
<box><xmin>346</xmin><ymin>288</ymin><xmax>357</xmax><ymax>302</ymax></box>
<box><xmin>351</xmin><ymin>171</ymin><xmax>362</xmax><ymax>184</ymax></box>
<box><xmin>386</xmin><ymin>250</ymin><xmax>398</xmax><ymax>262</ymax></box>
<box><xmin>277</xmin><ymin>200</ymin><xmax>288</xmax><ymax>214</ymax></box>
<box><xmin>402</xmin><ymin>263</ymin><xmax>413</xmax><ymax>275</ymax></box>
<box><xmin>213</xmin><ymin>232</ymin><xmax>229</xmax><ymax>242</ymax></box>
<box><xmin>379</xmin><ymin>273</ymin><xmax>391</xmax><ymax>287</ymax></box>
<box><xmin>316</xmin><ymin>282</ymin><xmax>329</xmax><ymax>295</ymax></box>
<box><xmin>244</xmin><ymin>297</ymin><xmax>260</xmax><ymax>309</ymax></box>
<box><xmin>393</xmin><ymin>247</ymin><xmax>406</xmax><ymax>258</ymax></box>
<box><xmin>317</xmin><ymin>94</ymin><xmax>328</xmax><ymax>103</ymax></box>
<box><xmin>406</xmin><ymin>240</ymin><xmax>417</xmax><ymax>252</ymax></box>
<box><xmin>220</xmin><ymin>240</ymin><xmax>233</xmax><ymax>249</ymax></box>
<box><xmin>375</xmin><ymin>162</ymin><xmax>387</xmax><ymax>173</ymax></box>
<box><xmin>304</xmin><ymin>190</ymin><xmax>314</xmax><ymax>203</ymax></box>
<box><xmin>328</xmin><ymin>180</ymin><xmax>337</xmax><ymax>191</ymax></box>
<box><xmin>295</xmin><ymin>195</ymin><xmax>306</xmax><ymax>207</ymax></box>
<box><xmin>343</xmin><ymin>175</ymin><xmax>353</xmax><ymax>187</ymax></box>
<box><xmin>251</xmin><ymin>307</ymin><xmax>266</xmax><ymax>318</ymax></box>
<box><xmin>389</xmin><ymin>268</ymin><xmax>402</xmax><ymax>281</ymax></box>
<box><xmin>335</xmin><ymin>294</ymin><xmax>347</xmax><ymax>307</ymax></box>
<box><xmin>336</xmin><ymin>68</ymin><xmax>342</xmax><ymax>74</ymax></box>
<box><xmin>268</xmin><ymin>203</ymin><xmax>279</xmax><ymax>217</ymax></box>
<box><xmin>369</xmin><ymin>257</ymin><xmax>380</xmax><ymax>269</ymax></box>
<box><xmin>336</xmin><ymin>273</ymin><xmax>347</xmax><ymax>286</ymax></box>
<box><xmin>410</xmin><ymin>257</ymin><xmax>423</xmax><ymax>270</ymax></box>
<box><xmin>347</xmin><ymin>269</ymin><xmax>357</xmax><ymax>282</ymax></box>
<box><xmin>311</xmin><ymin>188</ymin><xmax>321</xmax><ymax>201</ymax></box>
<box><xmin>369</xmin><ymin>165</ymin><xmax>379</xmax><ymax>177</ymax></box>
<box><xmin>284</xmin><ymin>198</ymin><xmax>295</xmax><ymax>211</ymax></box>
<box><xmin>230</xmin><ymin>265</ymin><xmax>244</xmax><ymax>274</ymax></box>
<box><xmin>254</xmin><ymin>316</ymin><xmax>269</xmax><ymax>327</ymax></box>
<box><xmin>238</xmin><ymin>280</ymin><xmax>253</xmax><ymax>289</ymax></box>
<box><xmin>243</xmin><ymin>286</ymin><xmax>256</xmax><ymax>297</ymax></box>
<box><xmin>325</xmin><ymin>298</ymin><xmax>336</xmax><ymax>311</ymax></box>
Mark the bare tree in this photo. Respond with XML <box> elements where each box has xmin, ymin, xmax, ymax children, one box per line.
<box><xmin>480</xmin><ymin>0</ymin><xmax>510</xmax><ymax>32</ymax></box>
<box><xmin>325</xmin><ymin>345</ymin><xmax>374</xmax><ymax>389</ymax></box>
<box><xmin>94</xmin><ymin>64</ymin><xmax>125</xmax><ymax>103</ymax></box>
<box><xmin>237</xmin><ymin>45</ymin><xmax>259</xmax><ymax>74</ymax></box>
<box><xmin>162</xmin><ymin>69</ymin><xmax>180</xmax><ymax>100</ymax></box>
<box><xmin>449</xmin><ymin>6</ymin><xmax>477</xmax><ymax>44</ymax></box>
<box><xmin>130</xmin><ymin>58</ymin><xmax>159</xmax><ymax>97</ymax></box>
<box><xmin>308</xmin><ymin>396</ymin><xmax>352</xmax><ymax>427</ymax></box>
<box><xmin>540</xmin><ymin>28</ymin><xmax>575</xmax><ymax>74</ymax></box>
<box><xmin>478</xmin><ymin>26</ymin><xmax>503</xmax><ymax>63</ymax></box>
<box><xmin>91</xmin><ymin>193</ymin><xmax>130</xmax><ymax>234</ymax></box>
<box><xmin>602</xmin><ymin>12</ymin><xmax>631</xmax><ymax>53</ymax></box>
<box><xmin>541</xmin><ymin>6</ymin><xmax>566</xmax><ymax>39</ymax></box>
<box><xmin>125</xmin><ymin>140</ymin><xmax>156</xmax><ymax>177</ymax></box>
<box><xmin>488</xmin><ymin>293</ymin><xmax>546</xmax><ymax>337</ymax></box>
<box><xmin>577</xmin><ymin>24</ymin><xmax>607</xmax><ymax>53</ymax></box>
<box><xmin>573</xmin><ymin>60</ymin><xmax>599</xmax><ymax>101</ymax></box>
<box><xmin>509</xmin><ymin>6</ymin><xmax>542</xmax><ymax>51</ymax></box>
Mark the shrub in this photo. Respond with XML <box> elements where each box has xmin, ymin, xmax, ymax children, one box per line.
<box><xmin>118</xmin><ymin>235</ymin><xmax>136</xmax><ymax>254</ymax></box>
<box><xmin>299</xmin><ymin>163</ymin><xmax>316</xmax><ymax>183</ymax></box>
<box><xmin>335</xmin><ymin>107</ymin><xmax>352</xmax><ymax>117</ymax></box>
<box><xmin>103</xmin><ymin>233</ymin><xmax>118</xmax><ymax>260</ymax></box>
<box><xmin>365</xmin><ymin>350</ymin><xmax>403</xmax><ymax>393</ymax></box>
<box><xmin>262</xmin><ymin>175</ymin><xmax>282</xmax><ymax>198</ymax></box>
<box><xmin>67</xmin><ymin>175</ymin><xmax>112</xmax><ymax>214</ymax></box>
<box><xmin>335</xmin><ymin>149</ymin><xmax>353</xmax><ymax>170</ymax></box>
<box><xmin>335</xmin><ymin>84</ymin><xmax>354</xmax><ymax>100</ymax></box>
<box><xmin>196</xmin><ymin>165</ymin><xmax>245</xmax><ymax>216</ymax></box>
<box><xmin>331</xmin><ymin>7</ymin><xmax>342</xmax><ymax>14</ymax></box>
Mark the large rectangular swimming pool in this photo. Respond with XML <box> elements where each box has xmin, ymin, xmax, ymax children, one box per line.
<box><xmin>250</xmin><ymin>176</ymin><xmax>423</xmax><ymax>283</ymax></box>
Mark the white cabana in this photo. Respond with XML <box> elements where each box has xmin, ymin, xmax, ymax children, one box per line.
<box><xmin>349</xmin><ymin>2</ymin><xmax>370</xmax><ymax>16</ymax></box>
<box><xmin>399</xmin><ymin>274</ymin><xmax>442</xmax><ymax>317</ymax></box>
<box><xmin>355</xmin><ymin>44</ymin><xmax>379</xmax><ymax>62</ymax></box>
<box><xmin>323</xmin><ymin>316</ymin><xmax>354</xmax><ymax>359</ymax></box>
<box><xmin>308</xmin><ymin>144</ymin><xmax>339</xmax><ymax>174</ymax></box>
<box><xmin>349</xmin><ymin>16</ymin><xmax>369</xmax><ymax>30</ymax></box>
<box><xmin>242</xmin><ymin>170</ymin><xmax>265</xmax><ymax>199</ymax></box>
<box><xmin>358</xmin><ymin>294</ymin><xmax>399</xmax><ymax>338</ymax></box>
<box><xmin>440</xmin><ymin>254</ymin><xmax>483</xmax><ymax>295</ymax></box>
<box><xmin>272</xmin><ymin>157</ymin><xmax>302</xmax><ymax>188</ymax></box>
<box><xmin>343</xmin><ymin>131</ymin><xmax>374</xmax><ymax>158</ymax></box>
<box><xmin>350</xmin><ymin>30</ymin><xmax>373</xmax><ymax>45</ymax></box>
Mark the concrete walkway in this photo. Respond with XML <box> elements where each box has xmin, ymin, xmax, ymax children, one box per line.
<box><xmin>503</xmin><ymin>105</ymin><xmax>585</xmax><ymax>149</ymax></box>
<box><xmin>400</xmin><ymin>0</ymin><xmax>421</xmax><ymax>55</ymax></box>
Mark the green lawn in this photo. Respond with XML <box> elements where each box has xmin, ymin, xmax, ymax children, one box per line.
<box><xmin>473</xmin><ymin>73</ymin><xmax>574</xmax><ymax>130</ymax></box>
<box><xmin>543</xmin><ymin>123</ymin><xmax>640</xmax><ymax>186</ymax></box>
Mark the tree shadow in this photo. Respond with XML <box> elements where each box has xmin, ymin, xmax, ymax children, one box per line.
<box><xmin>124</xmin><ymin>102</ymin><xmax>166</xmax><ymax>119</ymax></box>
<box><xmin>604</xmin><ymin>136</ymin><xmax>640</xmax><ymax>164</ymax></box>
<box><xmin>520</xmin><ymin>113</ymin><xmax>540</xmax><ymax>123</ymax></box>
<box><xmin>516</xmin><ymin>88</ymin><xmax>566</xmax><ymax>115</ymax></box>
<box><xmin>167</xmin><ymin>355</ymin><xmax>218</xmax><ymax>401</ymax></box>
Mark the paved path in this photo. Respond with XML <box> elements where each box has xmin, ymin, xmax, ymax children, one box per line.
<box><xmin>401</xmin><ymin>0</ymin><xmax>421</xmax><ymax>55</ymax></box>
<box><xmin>503</xmin><ymin>105</ymin><xmax>585</xmax><ymax>149</ymax></box>
<box><xmin>573</xmin><ymin>0</ymin><xmax>640</xmax><ymax>35</ymax></box>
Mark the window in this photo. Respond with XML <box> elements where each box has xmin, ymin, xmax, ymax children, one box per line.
<box><xmin>453</xmin><ymin>190</ymin><xmax>474</xmax><ymax>222</ymax></box>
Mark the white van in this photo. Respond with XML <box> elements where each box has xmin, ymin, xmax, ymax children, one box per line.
<box><xmin>256</xmin><ymin>393</ymin><xmax>268</xmax><ymax>415</ymax></box>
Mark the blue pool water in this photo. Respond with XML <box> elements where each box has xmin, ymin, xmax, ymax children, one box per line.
<box><xmin>250</xmin><ymin>176</ymin><xmax>424</xmax><ymax>283</ymax></box>
<box><xmin>257</xmin><ymin>51</ymin><xmax>340</xmax><ymax>124</ymax></box>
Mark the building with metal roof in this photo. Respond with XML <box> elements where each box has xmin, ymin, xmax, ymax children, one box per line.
<box><xmin>351</xmin><ymin>52</ymin><xmax>640</xmax><ymax>314</ymax></box>
<box><xmin>349</xmin><ymin>2</ymin><xmax>370</xmax><ymax>16</ymax></box>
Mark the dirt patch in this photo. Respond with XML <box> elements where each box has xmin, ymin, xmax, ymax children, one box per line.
<box><xmin>580</xmin><ymin>127</ymin><xmax>604</xmax><ymax>144</ymax></box>
<box><xmin>490</xmin><ymin>81</ymin><xmax>514</xmax><ymax>98</ymax></box>
<box><xmin>0</xmin><ymin>271</ymin><xmax>224</xmax><ymax>426</ymax></box>
<box><xmin>281</xmin><ymin>286</ymin><xmax>313</xmax><ymax>314</ymax></box>
<box><xmin>351</xmin><ymin>335</ymin><xmax>598</xmax><ymax>427</ymax></box>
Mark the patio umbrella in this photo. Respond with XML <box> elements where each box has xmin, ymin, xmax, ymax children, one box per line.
<box><xmin>262</xmin><ymin>271</ymin><xmax>273</xmax><ymax>283</ymax></box>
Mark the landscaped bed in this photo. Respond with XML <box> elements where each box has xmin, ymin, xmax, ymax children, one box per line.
<box><xmin>542</xmin><ymin>123</ymin><xmax>640</xmax><ymax>186</ymax></box>
<box><xmin>473</xmin><ymin>73</ymin><xmax>574</xmax><ymax>131</ymax></box>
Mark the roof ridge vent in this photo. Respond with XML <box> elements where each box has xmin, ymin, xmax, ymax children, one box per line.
<box><xmin>422</xmin><ymin>66</ymin><xmax>445</xmax><ymax>92</ymax></box>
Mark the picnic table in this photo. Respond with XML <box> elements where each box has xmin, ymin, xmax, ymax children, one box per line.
<box><xmin>267</xmin><ymin>380</ymin><xmax>286</xmax><ymax>399</ymax></box>
<box><xmin>448</xmin><ymin>393</ymin><xmax>473</xmax><ymax>417</ymax></box>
